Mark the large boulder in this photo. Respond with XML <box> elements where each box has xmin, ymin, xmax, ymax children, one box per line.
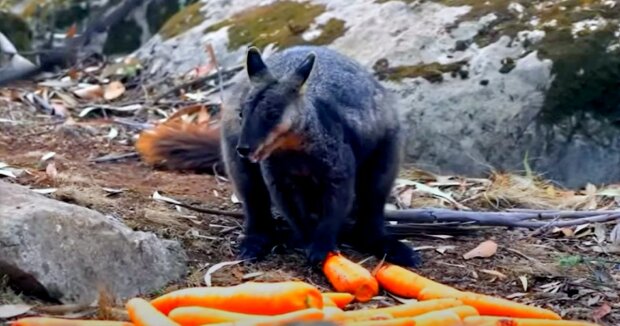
<box><xmin>0</xmin><ymin>180</ymin><xmax>187</xmax><ymax>304</ymax></box>
<box><xmin>0</xmin><ymin>11</ymin><xmax>31</xmax><ymax>51</ymax></box>
<box><xmin>16</xmin><ymin>0</ymin><xmax>195</xmax><ymax>55</ymax></box>
<box><xmin>134</xmin><ymin>0</ymin><xmax>620</xmax><ymax>188</ymax></box>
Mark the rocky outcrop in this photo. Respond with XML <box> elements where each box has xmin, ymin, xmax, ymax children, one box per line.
<box><xmin>134</xmin><ymin>0</ymin><xmax>620</xmax><ymax>188</ymax></box>
<box><xmin>0</xmin><ymin>11</ymin><xmax>31</xmax><ymax>51</ymax></box>
<box><xmin>10</xmin><ymin>0</ymin><xmax>194</xmax><ymax>55</ymax></box>
<box><xmin>0</xmin><ymin>180</ymin><xmax>187</xmax><ymax>304</ymax></box>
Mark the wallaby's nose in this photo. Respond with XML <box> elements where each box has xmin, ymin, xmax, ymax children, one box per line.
<box><xmin>236</xmin><ymin>146</ymin><xmax>251</xmax><ymax>158</ymax></box>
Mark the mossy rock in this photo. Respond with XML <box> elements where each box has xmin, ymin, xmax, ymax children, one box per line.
<box><xmin>147</xmin><ymin>0</ymin><xmax>182</xmax><ymax>35</ymax></box>
<box><xmin>158</xmin><ymin>1</ymin><xmax>206</xmax><ymax>40</ymax></box>
<box><xmin>0</xmin><ymin>11</ymin><xmax>32</xmax><ymax>51</ymax></box>
<box><xmin>373</xmin><ymin>58</ymin><xmax>467</xmax><ymax>83</ymax></box>
<box><xmin>102</xmin><ymin>19</ymin><xmax>142</xmax><ymax>55</ymax></box>
<box><xmin>21</xmin><ymin>0</ymin><xmax>90</xmax><ymax>30</ymax></box>
<box><xmin>432</xmin><ymin>0</ymin><xmax>620</xmax><ymax>125</ymax></box>
<box><xmin>203</xmin><ymin>1</ymin><xmax>346</xmax><ymax>51</ymax></box>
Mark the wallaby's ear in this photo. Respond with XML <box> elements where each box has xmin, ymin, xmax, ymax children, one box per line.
<box><xmin>287</xmin><ymin>52</ymin><xmax>316</xmax><ymax>92</ymax></box>
<box><xmin>246</xmin><ymin>47</ymin><xmax>274</xmax><ymax>84</ymax></box>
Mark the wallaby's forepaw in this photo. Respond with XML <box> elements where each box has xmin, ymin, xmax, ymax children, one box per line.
<box><xmin>238</xmin><ymin>234</ymin><xmax>272</xmax><ymax>261</ymax></box>
<box><xmin>381</xmin><ymin>237</ymin><xmax>422</xmax><ymax>268</ymax></box>
<box><xmin>305</xmin><ymin>241</ymin><xmax>335</xmax><ymax>268</ymax></box>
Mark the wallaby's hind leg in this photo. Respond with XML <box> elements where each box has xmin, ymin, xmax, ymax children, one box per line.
<box><xmin>350</xmin><ymin>134</ymin><xmax>422</xmax><ymax>267</ymax></box>
<box><xmin>221</xmin><ymin>133</ymin><xmax>275</xmax><ymax>261</ymax></box>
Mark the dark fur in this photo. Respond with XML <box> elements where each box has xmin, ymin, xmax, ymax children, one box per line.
<box><xmin>220</xmin><ymin>46</ymin><xmax>421</xmax><ymax>268</ymax></box>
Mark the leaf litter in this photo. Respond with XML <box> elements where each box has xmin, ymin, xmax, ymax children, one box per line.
<box><xmin>0</xmin><ymin>41</ymin><xmax>618</xmax><ymax>325</ymax></box>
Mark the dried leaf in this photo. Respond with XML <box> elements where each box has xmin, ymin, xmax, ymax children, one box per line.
<box><xmin>50</xmin><ymin>100</ymin><xmax>69</xmax><ymax>118</ymax></box>
<box><xmin>596</xmin><ymin>187</ymin><xmax>620</xmax><ymax>197</ymax></box>
<box><xmin>593</xmin><ymin>223</ymin><xmax>606</xmax><ymax>244</ymax></box>
<box><xmin>204</xmin><ymin>260</ymin><xmax>245</xmax><ymax>287</ymax></box>
<box><xmin>426</xmin><ymin>234</ymin><xmax>453</xmax><ymax>240</ymax></box>
<box><xmin>31</xmin><ymin>188</ymin><xmax>57</xmax><ymax>194</ymax></box>
<box><xmin>463</xmin><ymin>240</ymin><xmax>498</xmax><ymax>260</ymax></box>
<box><xmin>45</xmin><ymin>162</ymin><xmax>58</xmax><ymax>180</ymax></box>
<box><xmin>479</xmin><ymin>269</ymin><xmax>507</xmax><ymax>279</ymax></box>
<box><xmin>435</xmin><ymin>245</ymin><xmax>456</xmax><ymax>254</ymax></box>
<box><xmin>397</xmin><ymin>188</ymin><xmax>414</xmax><ymax>207</ymax></box>
<box><xmin>73</xmin><ymin>84</ymin><xmax>104</xmax><ymax>100</ymax></box>
<box><xmin>107</xmin><ymin>128</ymin><xmax>119</xmax><ymax>140</ymax></box>
<box><xmin>152</xmin><ymin>191</ymin><xmax>182</xmax><ymax>205</ymax></box>
<box><xmin>242</xmin><ymin>272</ymin><xmax>264</xmax><ymax>280</ymax></box>
<box><xmin>102</xmin><ymin>187</ymin><xmax>125</xmax><ymax>194</ymax></box>
<box><xmin>0</xmin><ymin>169</ymin><xmax>17</xmax><ymax>178</ymax></box>
<box><xmin>41</xmin><ymin>152</ymin><xmax>56</xmax><ymax>161</ymax></box>
<box><xmin>0</xmin><ymin>304</ymin><xmax>32</xmax><ymax>318</ymax></box>
<box><xmin>592</xmin><ymin>303</ymin><xmax>611</xmax><ymax>320</ymax></box>
<box><xmin>54</xmin><ymin>92</ymin><xmax>79</xmax><ymax>108</ymax></box>
<box><xmin>66</xmin><ymin>23</ymin><xmax>77</xmax><ymax>39</ymax></box>
<box><xmin>104</xmin><ymin>81</ymin><xmax>126</xmax><ymax>101</ymax></box>
<box><xmin>553</xmin><ymin>227</ymin><xmax>574</xmax><ymax>237</ymax></box>
<box><xmin>518</xmin><ymin>275</ymin><xmax>528</xmax><ymax>291</ymax></box>
<box><xmin>584</xmin><ymin>183</ymin><xmax>598</xmax><ymax>210</ymax></box>
<box><xmin>505</xmin><ymin>293</ymin><xmax>527</xmax><ymax>299</ymax></box>
<box><xmin>610</xmin><ymin>223</ymin><xmax>620</xmax><ymax>245</ymax></box>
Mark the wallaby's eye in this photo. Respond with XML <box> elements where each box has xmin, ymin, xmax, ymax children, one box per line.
<box><xmin>238</xmin><ymin>110</ymin><xmax>243</xmax><ymax>119</ymax></box>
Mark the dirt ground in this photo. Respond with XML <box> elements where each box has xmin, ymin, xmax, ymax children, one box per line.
<box><xmin>0</xmin><ymin>95</ymin><xmax>619</xmax><ymax>325</ymax></box>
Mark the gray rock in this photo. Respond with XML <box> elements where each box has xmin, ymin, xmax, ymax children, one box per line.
<box><xmin>0</xmin><ymin>181</ymin><xmax>187</xmax><ymax>304</ymax></box>
<box><xmin>134</xmin><ymin>0</ymin><xmax>620</xmax><ymax>188</ymax></box>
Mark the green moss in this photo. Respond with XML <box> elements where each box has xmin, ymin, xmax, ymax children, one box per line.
<box><xmin>146</xmin><ymin>0</ymin><xmax>181</xmax><ymax>35</ymax></box>
<box><xmin>203</xmin><ymin>1</ymin><xmax>342</xmax><ymax>51</ymax></box>
<box><xmin>102</xmin><ymin>19</ymin><xmax>142</xmax><ymax>55</ymax></box>
<box><xmin>158</xmin><ymin>1</ymin><xmax>206</xmax><ymax>40</ymax></box>
<box><xmin>0</xmin><ymin>11</ymin><xmax>32</xmax><ymax>51</ymax></box>
<box><xmin>431</xmin><ymin>0</ymin><xmax>620</xmax><ymax>125</ymax></box>
<box><xmin>374</xmin><ymin>59</ymin><xmax>467</xmax><ymax>83</ymax></box>
<box><xmin>21</xmin><ymin>0</ymin><xmax>90</xmax><ymax>30</ymax></box>
<box><xmin>309</xmin><ymin>18</ymin><xmax>347</xmax><ymax>45</ymax></box>
<box><xmin>537</xmin><ymin>27</ymin><xmax>620</xmax><ymax>124</ymax></box>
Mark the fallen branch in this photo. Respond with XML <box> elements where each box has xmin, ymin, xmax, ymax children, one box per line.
<box><xmin>171</xmin><ymin>202</ymin><xmax>620</xmax><ymax>230</ymax></box>
<box><xmin>172</xmin><ymin>201</ymin><xmax>244</xmax><ymax>218</ymax></box>
<box><xmin>384</xmin><ymin>208</ymin><xmax>620</xmax><ymax>229</ymax></box>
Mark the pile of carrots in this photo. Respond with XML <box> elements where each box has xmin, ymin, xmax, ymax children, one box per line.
<box><xmin>10</xmin><ymin>252</ymin><xmax>601</xmax><ymax>326</ymax></box>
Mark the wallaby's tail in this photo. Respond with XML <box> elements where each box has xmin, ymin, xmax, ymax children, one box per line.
<box><xmin>135</xmin><ymin>106</ymin><xmax>225</xmax><ymax>175</ymax></box>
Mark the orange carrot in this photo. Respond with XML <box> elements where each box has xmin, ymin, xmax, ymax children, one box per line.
<box><xmin>374</xmin><ymin>263</ymin><xmax>461</xmax><ymax>299</ymax></box>
<box><xmin>11</xmin><ymin>318</ymin><xmax>133</xmax><ymax>326</ymax></box>
<box><xmin>323</xmin><ymin>306</ymin><xmax>346</xmax><ymax>321</ymax></box>
<box><xmin>323</xmin><ymin>296</ymin><xmax>338</xmax><ymax>307</ymax></box>
<box><xmin>375</xmin><ymin>263</ymin><xmax>560</xmax><ymax>321</ymax></box>
<box><xmin>150</xmin><ymin>281</ymin><xmax>323</xmax><ymax>315</ymax></box>
<box><xmin>419</xmin><ymin>290</ymin><xmax>561</xmax><ymax>320</ymax></box>
<box><xmin>463</xmin><ymin>316</ymin><xmax>600</xmax><ymax>326</ymax></box>
<box><xmin>169</xmin><ymin>306</ymin><xmax>260</xmax><ymax>325</ymax></box>
<box><xmin>323</xmin><ymin>292</ymin><xmax>355</xmax><ymax>308</ymax></box>
<box><xmin>200</xmin><ymin>308</ymin><xmax>324</xmax><ymax>326</ymax></box>
<box><xmin>410</xmin><ymin>309</ymin><xmax>464</xmax><ymax>326</ymax></box>
<box><xmin>323</xmin><ymin>252</ymin><xmax>379</xmax><ymax>303</ymax></box>
<box><xmin>341</xmin><ymin>298</ymin><xmax>463</xmax><ymax>321</ymax></box>
<box><xmin>345</xmin><ymin>317</ymin><xmax>414</xmax><ymax>326</ymax></box>
<box><xmin>126</xmin><ymin>297</ymin><xmax>179</xmax><ymax>326</ymax></box>
<box><xmin>441</xmin><ymin>305</ymin><xmax>480</xmax><ymax>319</ymax></box>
